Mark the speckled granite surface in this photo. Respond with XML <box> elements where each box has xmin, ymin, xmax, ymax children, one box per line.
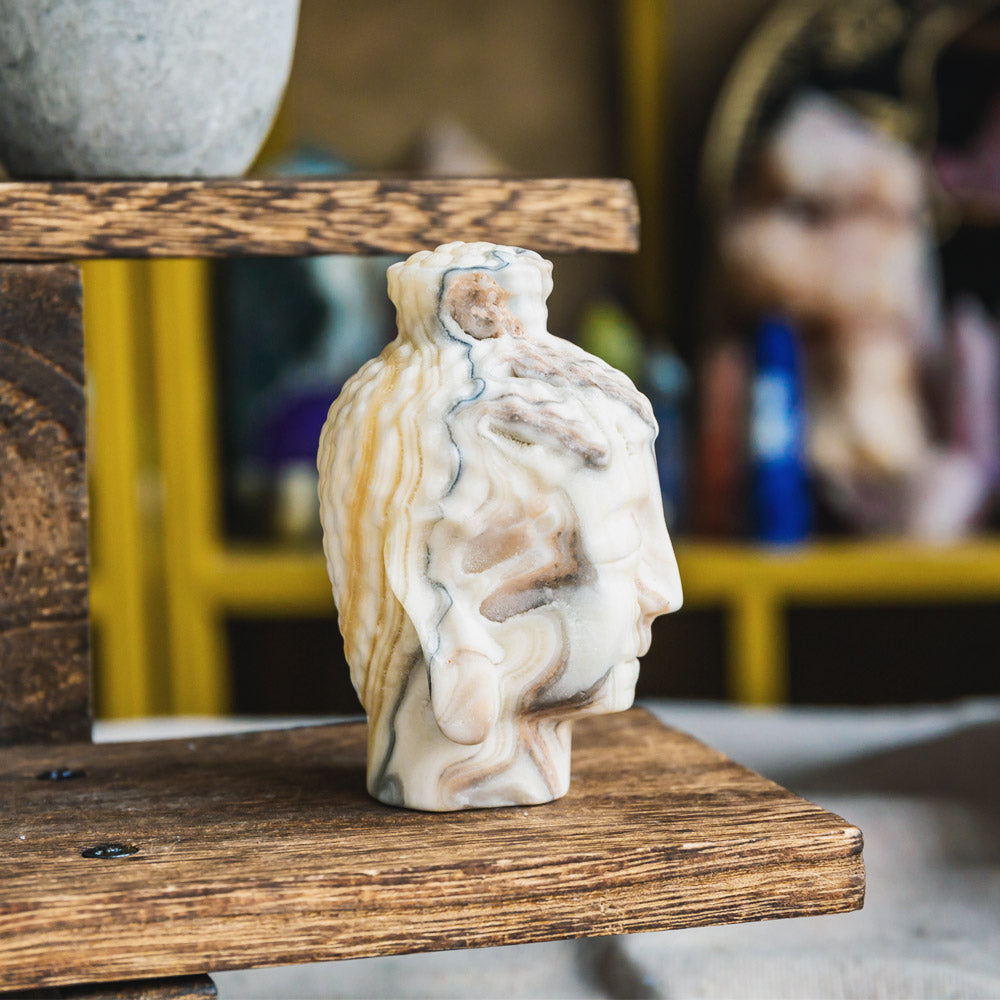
<box><xmin>0</xmin><ymin>0</ymin><xmax>298</xmax><ymax>177</ymax></box>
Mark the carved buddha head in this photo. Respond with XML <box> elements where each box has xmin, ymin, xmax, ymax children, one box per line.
<box><xmin>319</xmin><ymin>243</ymin><xmax>682</xmax><ymax>810</ymax></box>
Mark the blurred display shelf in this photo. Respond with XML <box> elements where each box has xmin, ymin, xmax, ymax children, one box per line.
<box><xmin>82</xmin><ymin>245</ymin><xmax>1000</xmax><ymax>716</ymax></box>
<box><xmin>946</xmin><ymin>192</ymin><xmax>1000</xmax><ymax>228</ymax></box>
<box><xmin>680</xmin><ymin>539</ymin><xmax>1000</xmax><ymax>705</ymax></box>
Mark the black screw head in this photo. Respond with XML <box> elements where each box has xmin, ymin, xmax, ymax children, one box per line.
<box><xmin>81</xmin><ymin>842</ymin><xmax>139</xmax><ymax>859</ymax></box>
<box><xmin>36</xmin><ymin>767</ymin><xmax>86</xmax><ymax>781</ymax></box>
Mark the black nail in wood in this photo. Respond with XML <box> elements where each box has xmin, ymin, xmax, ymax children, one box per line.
<box><xmin>80</xmin><ymin>843</ymin><xmax>138</xmax><ymax>859</ymax></box>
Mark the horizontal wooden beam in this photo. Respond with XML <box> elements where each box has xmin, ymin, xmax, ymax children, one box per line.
<box><xmin>0</xmin><ymin>178</ymin><xmax>639</xmax><ymax>260</ymax></box>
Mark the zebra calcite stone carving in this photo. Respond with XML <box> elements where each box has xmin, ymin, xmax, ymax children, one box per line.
<box><xmin>317</xmin><ymin>242</ymin><xmax>682</xmax><ymax>811</ymax></box>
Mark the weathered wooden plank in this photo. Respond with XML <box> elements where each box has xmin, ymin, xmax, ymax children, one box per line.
<box><xmin>12</xmin><ymin>974</ymin><xmax>216</xmax><ymax>1000</ymax></box>
<box><xmin>0</xmin><ymin>264</ymin><xmax>90</xmax><ymax>745</ymax></box>
<box><xmin>0</xmin><ymin>709</ymin><xmax>864</xmax><ymax>991</ymax></box>
<box><xmin>0</xmin><ymin>178</ymin><xmax>639</xmax><ymax>260</ymax></box>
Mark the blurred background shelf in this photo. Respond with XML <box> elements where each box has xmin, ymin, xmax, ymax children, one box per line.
<box><xmin>81</xmin><ymin>0</ymin><xmax>1000</xmax><ymax>727</ymax></box>
<box><xmin>679</xmin><ymin>540</ymin><xmax>1000</xmax><ymax>704</ymax></box>
<box><xmin>947</xmin><ymin>193</ymin><xmax>1000</xmax><ymax>228</ymax></box>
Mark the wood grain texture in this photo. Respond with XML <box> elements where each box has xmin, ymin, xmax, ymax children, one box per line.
<box><xmin>13</xmin><ymin>974</ymin><xmax>216</xmax><ymax>1000</ymax></box>
<box><xmin>0</xmin><ymin>264</ymin><xmax>90</xmax><ymax>746</ymax></box>
<box><xmin>0</xmin><ymin>709</ymin><xmax>864</xmax><ymax>991</ymax></box>
<box><xmin>0</xmin><ymin>178</ymin><xmax>639</xmax><ymax>260</ymax></box>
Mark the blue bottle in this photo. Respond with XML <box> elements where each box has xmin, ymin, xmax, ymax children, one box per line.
<box><xmin>749</xmin><ymin>316</ymin><xmax>811</xmax><ymax>544</ymax></box>
<box><xmin>646</xmin><ymin>346</ymin><xmax>689</xmax><ymax>533</ymax></box>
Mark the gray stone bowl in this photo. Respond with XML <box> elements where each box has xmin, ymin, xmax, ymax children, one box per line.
<box><xmin>0</xmin><ymin>0</ymin><xmax>300</xmax><ymax>178</ymax></box>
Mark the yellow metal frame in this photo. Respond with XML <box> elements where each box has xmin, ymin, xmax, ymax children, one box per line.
<box><xmin>680</xmin><ymin>540</ymin><xmax>1000</xmax><ymax>703</ymax></box>
<box><xmin>621</xmin><ymin>0</ymin><xmax>671</xmax><ymax>334</ymax></box>
<box><xmin>84</xmin><ymin>261</ymin><xmax>166</xmax><ymax>717</ymax></box>
<box><xmin>182</xmin><ymin>539</ymin><xmax>1000</xmax><ymax>709</ymax></box>
<box><xmin>148</xmin><ymin>260</ymin><xmax>232</xmax><ymax>715</ymax></box>
<box><xmin>86</xmin><ymin>259</ymin><xmax>235</xmax><ymax>716</ymax></box>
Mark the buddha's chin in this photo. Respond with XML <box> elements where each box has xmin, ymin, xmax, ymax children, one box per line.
<box><xmin>584</xmin><ymin>657</ymin><xmax>639</xmax><ymax>715</ymax></box>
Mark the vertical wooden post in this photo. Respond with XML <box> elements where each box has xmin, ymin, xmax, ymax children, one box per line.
<box><xmin>0</xmin><ymin>263</ymin><xmax>91</xmax><ymax>745</ymax></box>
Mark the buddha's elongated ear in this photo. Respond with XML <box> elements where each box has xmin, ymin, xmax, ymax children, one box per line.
<box><xmin>383</xmin><ymin>520</ymin><xmax>502</xmax><ymax>747</ymax></box>
<box><xmin>427</xmin><ymin>646</ymin><xmax>500</xmax><ymax>746</ymax></box>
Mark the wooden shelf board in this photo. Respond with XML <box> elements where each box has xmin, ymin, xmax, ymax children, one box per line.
<box><xmin>0</xmin><ymin>177</ymin><xmax>638</xmax><ymax>260</ymax></box>
<box><xmin>0</xmin><ymin>709</ymin><xmax>863</xmax><ymax>991</ymax></box>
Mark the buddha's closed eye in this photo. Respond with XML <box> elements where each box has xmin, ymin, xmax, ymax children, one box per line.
<box><xmin>476</xmin><ymin>525</ymin><xmax>594</xmax><ymax>623</ymax></box>
<box><xmin>461</xmin><ymin>504</ymin><xmax>596</xmax><ymax>624</ymax></box>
